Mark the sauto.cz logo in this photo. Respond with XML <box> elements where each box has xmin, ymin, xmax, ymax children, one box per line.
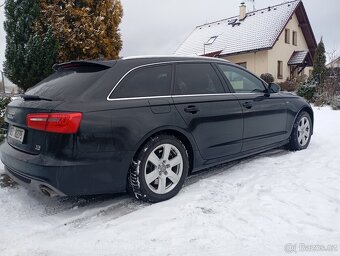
<box><xmin>6</xmin><ymin>110</ymin><xmax>15</xmax><ymax>120</ymax></box>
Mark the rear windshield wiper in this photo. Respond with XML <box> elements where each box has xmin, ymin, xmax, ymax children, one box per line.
<box><xmin>20</xmin><ymin>94</ymin><xmax>53</xmax><ymax>101</ymax></box>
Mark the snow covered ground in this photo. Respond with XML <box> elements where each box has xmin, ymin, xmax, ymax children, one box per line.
<box><xmin>0</xmin><ymin>106</ymin><xmax>339</xmax><ymax>256</ymax></box>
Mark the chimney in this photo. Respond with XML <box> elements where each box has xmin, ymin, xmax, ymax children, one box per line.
<box><xmin>239</xmin><ymin>2</ymin><xmax>247</xmax><ymax>20</ymax></box>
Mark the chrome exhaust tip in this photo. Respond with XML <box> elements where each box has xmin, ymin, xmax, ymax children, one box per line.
<box><xmin>40</xmin><ymin>185</ymin><xmax>58</xmax><ymax>198</ymax></box>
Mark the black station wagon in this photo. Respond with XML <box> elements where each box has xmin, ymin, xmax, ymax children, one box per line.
<box><xmin>1</xmin><ymin>56</ymin><xmax>314</xmax><ymax>202</ymax></box>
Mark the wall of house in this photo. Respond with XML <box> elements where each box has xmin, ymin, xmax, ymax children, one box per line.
<box><xmin>222</xmin><ymin>13</ymin><xmax>313</xmax><ymax>82</ymax></box>
<box><xmin>223</xmin><ymin>51</ymin><xmax>268</xmax><ymax>76</ymax></box>
<box><xmin>268</xmin><ymin>13</ymin><xmax>313</xmax><ymax>81</ymax></box>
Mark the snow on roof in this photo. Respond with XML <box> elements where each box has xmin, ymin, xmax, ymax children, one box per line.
<box><xmin>175</xmin><ymin>0</ymin><xmax>301</xmax><ymax>57</ymax></box>
<box><xmin>287</xmin><ymin>50</ymin><xmax>309</xmax><ymax>65</ymax></box>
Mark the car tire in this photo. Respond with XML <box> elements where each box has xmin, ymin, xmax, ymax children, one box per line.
<box><xmin>287</xmin><ymin>111</ymin><xmax>312</xmax><ymax>151</ymax></box>
<box><xmin>129</xmin><ymin>134</ymin><xmax>189</xmax><ymax>203</ymax></box>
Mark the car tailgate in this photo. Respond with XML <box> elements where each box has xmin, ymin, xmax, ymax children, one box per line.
<box><xmin>5</xmin><ymin>99</ymin><xmax>63</xmax><ymax>155</ymax></box>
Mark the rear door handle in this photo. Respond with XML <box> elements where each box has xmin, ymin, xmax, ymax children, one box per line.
<box><xmin>242</xmin><ymin>101</ymin><xmax>253</xmax><ymax>109</ymax></box>
<box><xmin>184</xmin><ymin>105</ymin><xmax>200</xmax><ymax>114</ymax></box>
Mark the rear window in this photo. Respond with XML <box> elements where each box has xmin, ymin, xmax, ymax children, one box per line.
<box><xmin>27</xmin><ymin>66</ymin><xmax>110</xmax><ymax>101</ymax></box>
<box><xmin>111</xmin><ymin>64</ymin><xmax>172</xmax><ymax>99</ymax></box>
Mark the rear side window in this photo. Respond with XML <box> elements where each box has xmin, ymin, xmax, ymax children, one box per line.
<box><xmin>112</xmin><ymin>65</ymin><xmax>172</xmax><ymax>99</ymax></box>
<box><xmin>27</xmin><ymin>65</ymin><xmax>110</xmax><ymax>101</ymax></box>
<box><xmin>174</xmin><ymin>63</ymin><xmax>225</xmax><ymax>95</ymax></box>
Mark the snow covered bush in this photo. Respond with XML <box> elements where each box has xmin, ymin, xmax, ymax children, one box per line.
<box><xmin>279</xmin><ymin>80</ymin><xmax>299</xmax><ymax>92</ymax></box>
<box><xmin>0</xmin><ymin>97</ymin><xmax>11</xmax><ymax>142</ymax></box>
<box><xmin>297</xmin><ymin>83</ymin><xmax>316</xmax><ymax>102</ymax></box>
<box><xmin>313</xmin><ymin>76</ymin><xmax>340</xmax><ymax>108</ymax></box>
<box><xmin>330</xmin><ymin>97</ymin><xmax>340</xmax><ymax>110</ymax></box>
<box><xmin>260</xmin><ymin>73</ymin><xmax>274</xmax><ymax>84</ymax></box>
<box><xmin>279</xmin><ymin>75</ymin><xmax>307</xmax><ymax>92</ymax></box>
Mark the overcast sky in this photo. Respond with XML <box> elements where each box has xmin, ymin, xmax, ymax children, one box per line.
<box><xmin>0</xmin><ymin>0</ymin><xmax>339</xmax><ymax>71</ymax></box>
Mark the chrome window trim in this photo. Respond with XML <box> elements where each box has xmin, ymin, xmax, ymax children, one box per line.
<box><xmin>107</xmin><ymin>93</ymin><xmax>265</xmax><ymax>102</ymax></box>
<box><xmin>107</xmin><ymin>95</ymin><xmax>172</xmax><ymax>101</ymax></box>
<box><xmin>106</xmin><ymin>60</ymin><xmax>231</xmax><ymax>101</ymax></box>
<box><xmin>172</xmin><ymin>93</ymin><xmax>234</xmax><ymax>98</ymax></box>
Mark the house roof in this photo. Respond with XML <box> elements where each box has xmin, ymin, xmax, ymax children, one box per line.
<box><xmin>175</xmin><ymin>0</ymin><xmax>317</xmax><ymax>58</ymax></box>
<box><xmin>326</xmin><ymin>57</ymin><xmax>340</xmax><ymax>67</ymax></box>
<box><xmin>288</xmin><ymin>50</ymin><xmax>312</xmax><ymax>66</ymax></box>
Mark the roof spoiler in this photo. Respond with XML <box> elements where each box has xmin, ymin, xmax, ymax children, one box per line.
<box><xmin>52</xmin><ymin>60</ymin><xmax>116</xmax><ymax>71</ymax></box>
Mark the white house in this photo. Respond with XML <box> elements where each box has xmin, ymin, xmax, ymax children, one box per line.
<box><xmin>175</xmin><ymin>0</ymin><xmax>317</xmax><ymax>82</ymax></box>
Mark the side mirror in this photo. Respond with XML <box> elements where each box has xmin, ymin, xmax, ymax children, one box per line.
<box><xmin>268</xmin><ymin>83</ymin><xmax>281</xmax><ymax>94</ymax></box>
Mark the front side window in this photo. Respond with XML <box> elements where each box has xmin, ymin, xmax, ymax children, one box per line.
<box><xmin>217</xmin><ymin>64</ymin><xmax>266</xmax><ymax>93</ymax></box>
<box><xmin>112</xmin><ymin>65</ymin><xmax>172</xmax><ymax>99</ymax></box>
<box><xmin>174</xmin><ymin>63</ymin><xmax>225</xmax><ymax>95</ymax></box>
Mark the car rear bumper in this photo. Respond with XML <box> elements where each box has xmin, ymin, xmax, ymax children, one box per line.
<box><xmin>1</xmin><ymin>141</ymin><xmax>134</xmax><ymax>196</ymax></box>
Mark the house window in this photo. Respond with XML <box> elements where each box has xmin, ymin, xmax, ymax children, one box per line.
<box><xmin>285</xmin><ymin>29</ymin><xmax>290</xmax><ymax>44</ymax></box>
<box><xmin>236</xmin><ymin>62</ymin><xmax>247</xmax><ymax>69</ymax></box>
<box><xmin>277</xmin><ymin>61</ymin><xmax>283</xmax><ymax>79</ymax></box>
<box><xmin>205</xmin><ymin>36</ymin><xmax>218</xmax><ymax>45</ymax></box>
<box><xmin>292</xmin><ymin>31</ymin><xmax>297</xmax><ymax>46</ymax></box>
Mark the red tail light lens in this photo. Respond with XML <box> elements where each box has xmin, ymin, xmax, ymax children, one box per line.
<box><xmin>27</xmin><ymin>113</ymin><xmax>82</xmax><ymax>134</ymax></box>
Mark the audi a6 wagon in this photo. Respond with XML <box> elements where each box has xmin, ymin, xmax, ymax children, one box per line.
<box><xmin>1</xmin><ymin>56</ymin><xmax>314</xmax><ymax>202</ymax></box>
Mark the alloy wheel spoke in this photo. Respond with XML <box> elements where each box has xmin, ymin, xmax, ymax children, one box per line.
<box><xmin>162</xmin><ymin>144</ymin><xmax>172</xmax><ymax>161</ymax></box>
<box><xmin>157</xmin><ymin>175</ymin><xmax>166</xmax><ymax>193</ymax></box>
<box><xmin>297</xmin><ymin>117</ymin><xmax>310</xmax><ymax>146</ymax></box>
<box><xmin>304</xmin><ymin>134</ymin><xmax>308</xmax><ymax>142</ymax></box>
<box><xmin>146</xmin><ymin>170</ymin><xmax>159</xmax><ymax>184</ymax></box>
<box><xmin>167</xmin><ymin>171</ymin><xmax>180</xmax><ymax>184</ymax></box>
<box><xmin>148</xmin><ymin>152</ymin><xmax>161</xmax><ymax>167</ymax></box>
<box><xmin>169</xmin><ymin>155</ymin><xmax>181</xmax><ymax>168</ymax></box>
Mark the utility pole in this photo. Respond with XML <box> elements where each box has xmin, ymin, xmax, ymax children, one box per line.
<box><xmin>0</xmin><ymin>71</ymin><xmax>5</xmax><ymax>94</ymax></box>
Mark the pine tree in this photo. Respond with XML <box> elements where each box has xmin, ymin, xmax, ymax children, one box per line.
<box><xmin>38</xmin><ymin>0</ymin><xmax>123</xmax><ymax>62</ymax></box>
<box><xmin>312</xmin><ymin>38</ymin><xmax>327</xmax><ymax>84</ymax></box>
<box><xmin>4</xmin><ymin>0</ymin><xmax>58</xmax><ymax>91</ymax></box>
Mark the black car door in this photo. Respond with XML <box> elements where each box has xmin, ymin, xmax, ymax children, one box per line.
<box><xmin>216</xmin><ymin>64</ymin><xmax>288</xmax><ymax>152</ymax></box>
<box><xmin>172</xmin><ymin>62</ymin><xmax>243</xmax><ymax>160</ymax></box>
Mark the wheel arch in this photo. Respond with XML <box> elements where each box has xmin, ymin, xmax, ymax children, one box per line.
<box><xmin>133</xmin><ymin>127</ymin><xmax>196</xmax><ymax>174</ymax></box>
<box><xmin>298</xmin><ymin>106</ymin><xmax>314</xmax><ymax>131</ymax></box>
<box><xmin>290</xmin><ymin>106</ymin><xmax>314</xmax><ymax>135</ymax></box>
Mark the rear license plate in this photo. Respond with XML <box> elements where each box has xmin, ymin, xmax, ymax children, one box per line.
<box><xmin>8</xmin><ymin>126</ymin><xmax>25</xmax><ymax>143</ymax></box>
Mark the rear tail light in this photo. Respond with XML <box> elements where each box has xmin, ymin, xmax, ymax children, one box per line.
<box><xmin>27</xmin><ymin>112</ymin><xmax>82</xmax><ymax>134</ymax></box>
